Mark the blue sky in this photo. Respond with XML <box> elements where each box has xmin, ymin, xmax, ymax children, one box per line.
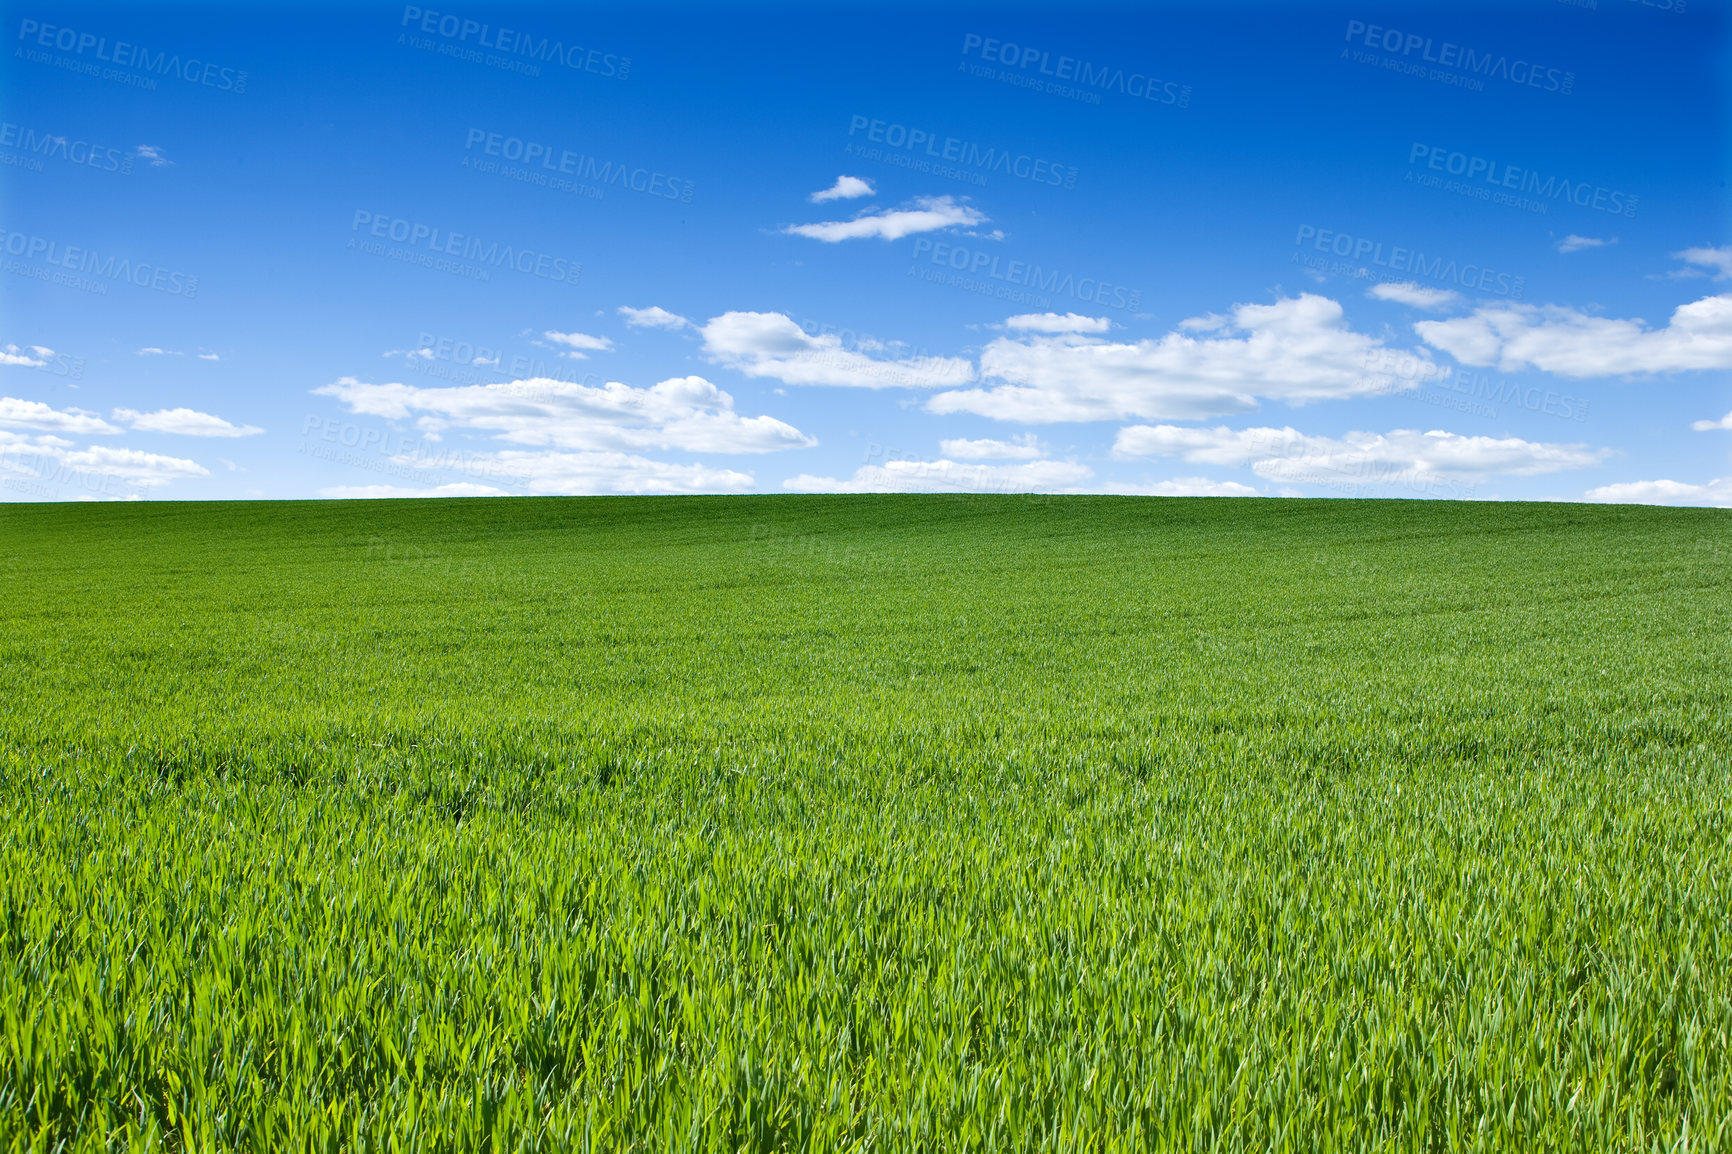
<box><xmin>2</xmin><ymin>0</ymin><xmax>1728</xmax><ymax>503</ymax></box>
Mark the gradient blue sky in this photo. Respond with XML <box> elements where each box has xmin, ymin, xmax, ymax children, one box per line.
<box><xmin>2</xmin><ymin>0</ymin><xmax>1728</xmax><ymax>503</ymax></box>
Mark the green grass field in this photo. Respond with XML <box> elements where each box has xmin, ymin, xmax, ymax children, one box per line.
<box><xmin>2</xmin><ymin>495</ymin><xmax>1729</xmax><ymax>1151</ymax></box>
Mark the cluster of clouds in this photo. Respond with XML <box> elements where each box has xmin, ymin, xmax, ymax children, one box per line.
<box><xmin>313</xmin><ymin>374</ymin><xmax>812</xmax><ymax>456</ymax></box>
<box><xmin>1113</xmin><ymin>424</ymin><xmax>1609</xmax><ymax>488</ymax></box>
<box><xmin>1413</xmin><ymin>294</ymin><xmax>1732</xmax><ymax>378</ymax></box>
<box><xmin>0</xmin><ymin>397</ymin><xmax>260</xmax><ymax>439</ymax></box>
<box><xmin>781</xmin><ymin>175</ymin><xmax>999</xmax><ymax>243</ymax></box>
<box><xmin>0</xmin><ymin>393</ymin><xmax>261</xmax><ymax>492</ymax></box>
<box><xmin>1</xmin><ymin>343</ymin><xmax>56</xmax><ymax>368</ymax></box>
<box><xmin>699</xmin><ymin>311</ymin><xmax>975</xmax><ymax>389</ymax></box>
<box><xmin>318</xmin><ymin>452</ymin><xmax>757</xmax><ymax>500</ymax></box>
<box><xmin>292</xmin><ymin>266</ymin><xmax>1732</xmax><ymax>501</ymax></box>
<box><xmin>1584</xmin><ymin>477</ymin><xmax>1732</xmax><ymax>507</ymax></box>
<box><xmin>9</xmin><ymin>221</ymin><xmax>1729</xmax><ymax>502</ymax></box>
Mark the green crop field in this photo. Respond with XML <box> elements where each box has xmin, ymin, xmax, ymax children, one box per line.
<box><xmin>1</xmin><ymin>495</ymin><xmax>1729</xmax><ymax>1151</ymax></box>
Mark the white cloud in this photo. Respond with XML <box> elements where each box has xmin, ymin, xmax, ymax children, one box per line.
<box><xmin>51</xmin><ymin>443</ymin><xmax>207</xmax><ymax>486</ymax></box>
<box><xmin>1367</xmin><ymin>282</ymin><xmax>1460</xmax><ymax>310</ymax></box>
<box><xmin>1584</xmin><ymin>477</ymin><xmax>1732</xmax><ymax>507</ymax></box>
<box><xmin>1556</xmin><ymin>235</ymin><xmax>1614</xmax><ymax>254</ymax></box>
<box><xmin>939</xmin><ymin>434</ymin><xmax>1044</xmax><ymax>460</ymax></box>
<box><xmin>700</xmin><ymin>311</ymin><xmax>975</xmax><ymax>389</ymax></box>
<box><xmin>1113</xmin><ymin>424</ymin><xmax>1609</xmax><ymax>487</ymax></box>
<box><xmin>136</xmin><ymin>346</ymin><xmax>181</xmax><ymax>356</ymax></box>
<box><xmin>1105</xmin><ymin>477</ymin><xmax>1261</xmax><ymax>497</ymax></box>
<box><xmin>810</xmin><ymin>175</ymin><xmax>875</xmax><ymax>202</ymax></box>
<box><xmin>318</xmin><ymin>483</ymin><xmax>511</xmax><ymax>499</ymax></box>
<box><xmin>0</xmin><ymin>428</ymin><xmax>202</xmax><ymax>489</ymax></box>
<box><xmin>0</xmin><ymin>397</ymin><xmax>121</xmax><ymax>434</ymax></box>
<box><xmin>930</xmin><ymin>294</ymin><xmax>1421</xmax><ymax>423</ymax></box>
<box><xmin>134</xmin><ymin>144</ymin><xmax>171</xmax><ymax>167</ymax></box>
<box><xmin>618</xmin><ymin>305</ymin><xmax>692</xmax><ymax>330</ymax></box>
<box><xmin>413</xmin><ymin>450</ymin><xmax>756</xmax><ymax>495</ymax></box>
<box><xmin>542</xmin><ymin>330</ymin><xmax>615</xmax><ymax>358</ymax></box>
<box><xmin>785</xmin><ymin>457</ymin><xmax>1091</xmax><ymax>494</ymax></box>
<box><xmin>1669</xmin><ymin>246</ymin><xmax>1732</xmax><ymax>281</ymax></box>
<box><xmin>197</xmin><ymin>352</ymin><xmax>220</xmax><ymax>361</ymax></box>
<box><xmin>1415</xmin><ymin>294</ymin><xmax>1732</xmax><ymax>377</ymax></box>
<box><xmin>0</xmin><ymin>344</ymin><xmax>48</xmax><ymax>368</ymax></box>
<box><xmin>313</xmin><ymin>374</ymin><xmax>814</xmax><ymax>454</ymax></box>
<box><xmin>114</xmin><ymin>407</ymin><xmax>264</xmax><ymax>437</ymax></box>
<box><xmin>1693</xmin><ymin>410</ymin><xmax>1732</xmax><ymax>431</ymax></box>
<box><xmin>0</xmin><ymin>429</ymin><xmax>63</xmax><ymax>474</ymax></box>
<box><xmin>1004</xmin><ymin>312</ymin><xmax>1112</xmax><ymax>334</ymax></box>
<box><xmin>784</xmin><ymin>195</ymin><xmax>987</xmax><ymax>242</ymax></box>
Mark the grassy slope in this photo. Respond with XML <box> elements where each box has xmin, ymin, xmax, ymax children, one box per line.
<box><xmin>1</xmin><ymin>495</ymin><xmax>1729</xmax><ymax>1151</ymax></box>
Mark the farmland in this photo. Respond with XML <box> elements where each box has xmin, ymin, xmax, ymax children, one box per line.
<box><xmin>1</xmin><ymin>494</ymin><xmax>1729</xmax><ymax>1150</ymax></box>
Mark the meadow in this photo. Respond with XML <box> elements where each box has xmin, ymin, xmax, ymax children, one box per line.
<box><xmin>0</xmin><ymin>494</ymin><xmax>1728</xmax><ymax>1151</ymax></box>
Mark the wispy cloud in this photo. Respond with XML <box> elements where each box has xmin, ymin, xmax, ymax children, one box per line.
<box><xmin>313</xmin><ymin>373</ymin><xmax>813</xmax><ymax>453</ymax></box>
<box><xmin>0</xmin><ymin>344</ymin><xmax>51</xmax><ymax>368</ymax></box>
<box><xmin>786</xmin><ymin>457</ymin><xmax>1091</xmax><ymax>494</ymax></box>
<box><xmin>0</xmin><ymin>396</ymin><xmax>120</xmax><ymax>434</ymax></box>
<box><xmin>1368</xmin><ymin>282</ymin><xmax>1460</xmax><ymax>310</ymax></box>
<box><xmin>1113</xmin><ymin>424</ymin><xmax>1610</xmax><ymax>486</ymax></box>
<box><xmin>1555</xmin><ymin>234</ymin><xmax>1614</xmax><ymax>254</ymax></box>
<box><xmin>318</xmin><ymin>482</ymin><xmax>510</xmax><ymax>499</ymax></box>
<box><xmin>1667</xmin><ymin>246</ymin><xmax>1732</xmax><ymax>281</ymax></box>
<box><xmin>1415</xmin><ymin>294</ymin><xmax>1732</xmax><ymax>377</ymax></box>
<box><xmin>701</xmin><ymin>311</ymin><xmax>974</xmax><ymax>389</ymax></box>
<box><xmin>114</xmin><ymin>407</ymin><xmax>264</xmax><ymax>437</ymax></box>
<box><xmin>810</xmin><ymin>175</ymin><xmax>875</xmax><ymax>202</ymax></box>
<box><xmin>784</xmin><ymin>195</ymin><xmax>987</xmax><ymax>242</ymax></box>
<box><xmin>939</xmin><ymin>434</ymin><xmax>1044</xmax><ymax>460</ymax></box>
<box><xmin>1584</xmin><ymin>477</ymin><xmax>1732</xmax><ymax>507</ymax></box>
<box><xmin>930</xmin><ymin>294</ymin><xmax>1427</xmax><ymax>423</ymax></box>
<box><xmin>618</xmin><ymin>305</ymin><xmax>692</xmax><ymax>330</ymax></box>
<box><xmin>542</xmin><ymin>330</ymin><xmax>615</xmax><ymax>358</ymax></box>
<box><xmin>1004</xmin><ymin>312</ymin><xmax>1111</xmax><ymax>334</ymax></box>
